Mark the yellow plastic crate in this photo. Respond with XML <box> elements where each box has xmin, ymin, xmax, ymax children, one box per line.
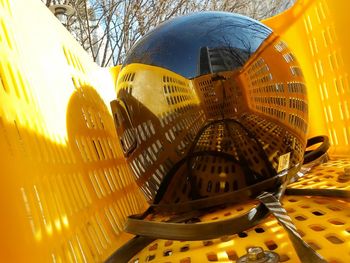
<box><xmin>0</xmin><ymin>0</ymin><xmax>349</xmax><ymax>262</ymax></box>
<box><xmin>0</xmin><ymin>0</ymin><xmax>147</xmax><ymax>261</ymax></box>
<box><xmin>264</xmin><ymin>0</ymin><xmax>350</xmax><ymax>155</ymax></box>
<box><xmin>129</xmin><ymin>157</ymin><xmax>350</xmax><ymax>263</ymax></box>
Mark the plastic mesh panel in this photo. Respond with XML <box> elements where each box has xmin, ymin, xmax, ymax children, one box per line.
<box><xmin>264</xmin><ymin>0</ymin><xmax>350</xmax><ymax>155</ymax></box>
<box><xmin>0</xmin><ymin>0</ymin><xmax>147</xmax><ymax>261</ymax></box>
<box><xmin>131</xmin><ymin>158</ymin><xmax>350</xmax><ymax>262</ymax></box>
<box><xmin>2</xmin><ymin>0</ymin><xmax>350</xmax><ymax>262</ymax></box>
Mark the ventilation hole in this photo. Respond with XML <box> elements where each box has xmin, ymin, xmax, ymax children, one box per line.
<box><xmin>226</xmin><ymin>250</ymin><xmax>238</xmax><ymax>260</ymax></box>
<box><xmin>180</xmin><ymin>257</ymin><xmax>191</xmax><ymax>263</ymax></box>
<box><xmin>326</xmin><ymin>235</ymin><xmax>344</xmax><ymax>244</ymax></box>
<box><xmin>286</xmin><ymin>207</ymin><xmax>296</xmax><ymax>213</ymax></box>
<box><xmin>163</xmin><ymin>250</ymin><xmax>173</xmax><ymax>257</ymax></box>
<box><xmin>265</xmin><ymin>240</ymin><xmax>278</xmax><ymax>250</ymax></box>
<box><xmin>255</xmin><ymin>227</ymin><xmax>265</xmax><ymax>233</ymax></box>
<box><xmin>328</xmin><ymin>219</ymin><xmax>344</xmax><ymax>225</ymax></box>
<box><xmin>224</xmin><ymin>182</ymin><xmax>229</xmax><ymax>192</ymax></box>
<box><xmin>314</xmin><ymin>199</ymin><xmax>327</xmax><ymax>204</ymax></box>
<box><xmin>279</xmin><ymin>254</ymin><xmax>290</xmax><ymax>262</ymax></box>
<box><xmin>236</xmin><ymin>207</ymin><xmax>244</xmax><ymax>211</ymax></box>
<box><xmin>180</xmin><ymin>245</ymin><xmax>190</xmax><ymax>252</ymax></box>
<box><xmin>203</xmin><ymin>240</ymin><xmax>214</xmax><ymax>246</ymax></box>
<box><xmin>224</xmin><ymin>212</ymin><xmax>232</xmax><ymax>216</ymax></box>
<box><xmin>295</xmin><ymin>215</ymin><xmax>307</xmax><ymax>221</ymax></box>
<box><xmin>308</xmin><ymin>241</ymin><xmax>321</xmax><ymax>250</ymax></box>
<box><xmin>238</xmin><ymin>232</ymin><xmax>248</xmax><ymax>238</ymax></box>
<box><xmin>207</xmin><ymin>252</ymin><xmax>218</xmax><ymax>261</ymax></box>
<box><xmin>312</xmin><ymin>210</ymin><xmax>325</xmax><ymax>216</ymax></box>
<box><xmin>300</xmin><ymin>205</ymin><xmax>310</xmax><ymax>209</ymax></box>
<box><xmin>346</xmin><ymin>228</ymin><xmax>350</xmax><ymax>233</ymax></box>
<box><xmin>309</xmin><ymin>225</ymin><xmax>326</xmax><ymax>231</ymax></box>
<box><xmin>164</xmin><ymin>240</ymin><xmax>173</xmax><ymax>247</ymax></box>
<box><xmin>233</xmin><ymin>180</ymin><xmax>238</xmax><ymax>190</ymax></box>
<box><xmin>327</xmin><ymin>205</ymin><xmax>341</xmax><ymax>211</ymax></box>
<box><xmin>148</xmin><ymin>243</ymin><xmax>158</xmax><ymax>251</ymax></box>
<box><xmin>207</xmin><ymin>181</ymin><xmax>212</xmax><ymax>192</ymax></box>
<box><xmin>338</xmin><ymin>176</ymin><xmax>350</xmax><ymax>183</ymax></box>
<box><xmin>288</xmin><ymin>198</ymin><xmax>298</xmax><ymax>202</ymax></box>
<box><xmin>146</xmin><ymin>255</ymin><xmax>155</xmax><ymax>261</ymax></box>
<box><xmin>211</xmin><ymin>217</ymin><xmax>218</xmax><ymax>220</ymax></box>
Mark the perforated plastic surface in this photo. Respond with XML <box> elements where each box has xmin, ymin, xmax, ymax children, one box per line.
<box><xmin>264</xmin><ymin>0</ymin><xmax>350</xmax><ymax>155</ymax></box>
<box><xmin>130</xmin><ymin>157</ymin><xmax>350</xmax><ymax>263</ymax></box>
<box><xmin>0</xmin><ymin>0</ymin><xmax>146</xmax><ymax>261</ymax></box>
<box><xmin>1</xmin><ymin>0</ymin><xmax>350</xmax><ymax>262</ymax></box>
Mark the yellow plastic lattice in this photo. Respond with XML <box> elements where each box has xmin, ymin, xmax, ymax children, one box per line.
<box><xmin>131</xmin><ymin>158</ymin><xmax>350</xmax><ymax>263</ymax></box>
<box><xmin>263</xmin><ymin>0</ymin><xmax>350</xmax><ymax>155</ymax></box>
<box><xmin>0</xmin><ymin>0</ymin><xmax>147</xmax><ymax>261</ymax></box>
<box><xmin>1</xmin><ymin>0</ymin><xmax>350</xmax><ymax>262</ymax></box>
<box><xmin>289</xmin><ymin>157</ymin><xmax>350</xmax><ymax>190</ymax></box>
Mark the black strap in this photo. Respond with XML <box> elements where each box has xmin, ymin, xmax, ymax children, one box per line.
<box><xmin>107</xmin><ymin>127</ymin><xmax>331</xmax><ymax>262</ymax></box>
<box><xmin>152</xmin><ymin>162</ymin><xmax>301</xmax><ymax>214</ymax></box>
<box><xmin>154</xmin><ymin>118</ymin><xmax>278</xmax><ymax>204</ymax></box>
<box><xmin>125</xmin><ymin>203</ymin><xmax>269</xmax><ymax>240</ymax></box>
<box><xmin>153</xmin><ymin>150</ymin><xmax>240</xmax><ymax>204</ymax></box>
<box><xmin>285</xmin><ymin>188</ymin><xmax>350</xmax><ymax>198</ymax></box>
<box><xmin>257</xmin><ymin>192</ymin><xmax>327</xmax><ymax>263</ymax></box>
<box><xmin>303</xmin><ymin>136</ymin><xmax>330</xmax><ymax>164</ymax></box>
<box><xmin>105</xmin><ymin>210</ymin><xmax>204</xmax><ymax>263</ymax></box>
<box><xmin>105</xmin><ymin>236</ymin><xmax>155</xmax><ymax>263</ymax></box>
<box><xmin>122</xmin><ymin>190</ymin><xmax>329</xmax><ymax>262</ymax></box>
<box><xmin>151</xmin><ymin>172</ymin><xmax>287</xmax><ymax>213</ymax></box>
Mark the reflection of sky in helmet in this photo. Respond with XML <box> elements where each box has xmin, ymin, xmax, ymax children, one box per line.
<box><xmin>123</xmin><ymin>12</ymin><xmax>272</xmax><ymax>79</ymax></box>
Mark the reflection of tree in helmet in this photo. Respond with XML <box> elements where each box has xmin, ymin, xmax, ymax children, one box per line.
<box><xmin>123</xmin><ymin>12</ymin><xmax>272</xmax><ymax>79</ymax></box>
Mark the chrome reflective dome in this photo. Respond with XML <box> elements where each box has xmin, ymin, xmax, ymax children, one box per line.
<box><xmin>123</xmin><ymin>12</ymin><xmax>272</xmax><ymax>78</ymax></box>
<box><xmin>113</xmin><ymin>12</ymin><xmax>308</xmax><ymax>205</ymax></box>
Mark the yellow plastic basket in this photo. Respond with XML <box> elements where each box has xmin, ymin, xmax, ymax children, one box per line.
<box><xmin>0</xmin><ymin>0</ymin><xmax>349</xmax><ymax>262</ymax></box>
<box><xmin>0</xmin><ymin>0</ymin><xmax>147</xmax><ymax>261</ymax></box>
<box><xmin>264</xmin><ymin>0</ymin><xmax>350</xmax><ymax>156</ymax></box>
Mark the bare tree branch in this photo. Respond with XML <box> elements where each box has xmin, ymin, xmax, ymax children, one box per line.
<box><xmin>43</xmin><ymin>0</ymin><xmax>294</xmax><ymax>67</ymax></box>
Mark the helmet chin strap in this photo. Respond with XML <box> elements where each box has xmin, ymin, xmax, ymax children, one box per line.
<box><xmin>117</xmin><ymin>188</ymin><xmax>326</xmax><ymax>263</ymax></box>
<box><xmin>107</xmin><ymin>145</ymin><xmax>339</xmax><ymax>263</ymax></box>
<box><xmin>109</xmin><ymin>114</ymin><xmax>323</xmax><ymax>262</ymax></box>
